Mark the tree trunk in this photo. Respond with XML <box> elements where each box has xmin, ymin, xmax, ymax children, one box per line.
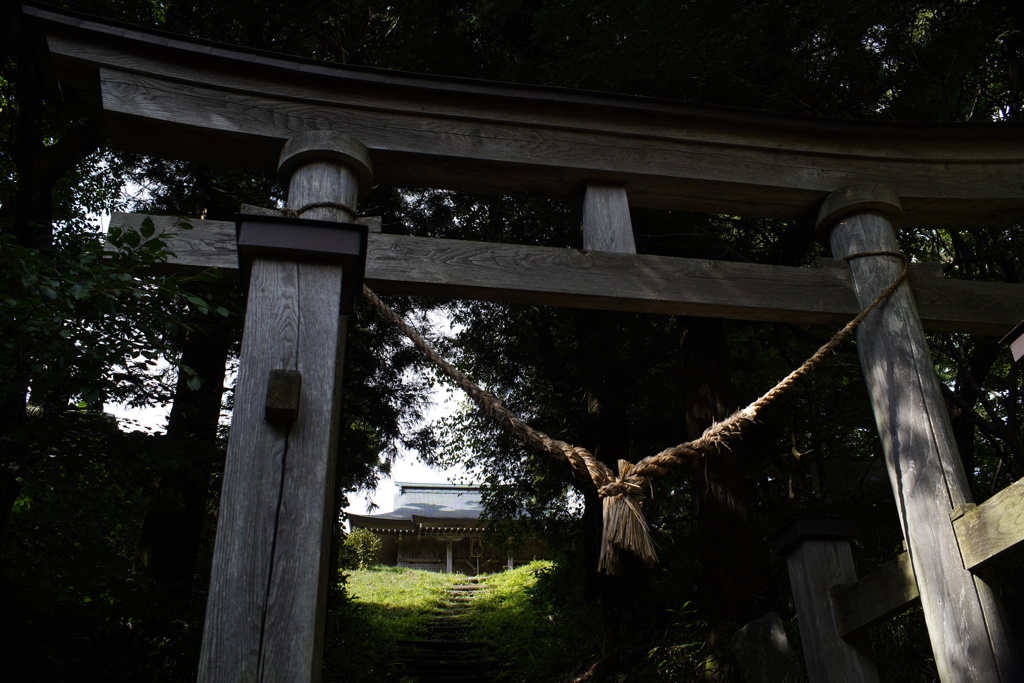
<box><xmin>950</xmin><ymin>338</ymin><xmax>1000</xmax><ymax>484</ymax></box>
<box><xmin>577</xmin><ymin>310</ymin><xmax>636</xmax><ymax>676</ymax></box>
<box><xmin>0</xmin><ymin>11</ymin><xmax>104</xmax><ymax>550</ymax></box>
<box><xmin>683</xmin><ymin>317</ymin><xmax>766</xmax><ymax>678</ymax></box>
<box><xmin>0</xmin><ymin>471</ymin><xmax>22</xmax><ymax>550</ymax></box>
<box><xmin>134</xmin><ymin>313</ymin><xmax>231</xmax><ymax>586</ymax></box>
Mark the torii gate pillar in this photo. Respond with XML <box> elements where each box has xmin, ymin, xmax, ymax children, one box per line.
<box><xmin>819</xmin><ymin>185</ymin><xmax>1019</xmax><ymax>682</ymax></box>
<box><xmin>198</xmin><ymin>132</ymin><xmax>372</xmax><ymax>682</ymax></box>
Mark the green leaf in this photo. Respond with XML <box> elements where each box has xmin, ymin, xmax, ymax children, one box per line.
<box><xmin>123</xmin><ymin>231</ymin><xmax>142</xmax><ymax>248</ymax></box>
<box><xmin>140</xmin><ymin>217</ymin><xmax>156</xmax><ymax>239</ymax></box>
<box><xmin>187</xmin><ymin>375</ymin><xmax>202</xmax><ymax>391</ymax></box>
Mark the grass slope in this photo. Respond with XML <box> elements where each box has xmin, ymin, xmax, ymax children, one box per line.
<box><xmin>326</xmin><ymin>562</ymin><xmax>599</xmax><ymax>682</ymax></box>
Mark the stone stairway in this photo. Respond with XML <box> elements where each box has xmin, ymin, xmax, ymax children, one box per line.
<box><xmin>392</xmin><ymin>577</ymin><xmax>500</xmax><ymax>683</ymax></box>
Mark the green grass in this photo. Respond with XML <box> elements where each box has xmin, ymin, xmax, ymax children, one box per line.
<box><xmin>346</xmin><ymin>566</ymin><xmax>464</xmax><ymax>642</ymax></box>
<box><xmin>325</xmin><ymin>562</ymin><xmax>598</xmax><ymax>682</ymax></box>
<box><xmin>470</xmin><ymin>561</ymin><xmax>599</xmax><ymax>682</ymax></box>
<box><xmin>324</xmin><ymin>567</ymin><xmax>466</xmax><ymax>682</ymax></box>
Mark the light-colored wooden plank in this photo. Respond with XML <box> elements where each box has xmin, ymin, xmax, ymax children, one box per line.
<box><xmin>113</xmin><ymin>212</ymin><xmax>1024</xmax><ymax>335</ymax></box>
<box><xmin>198</xmin><ymin>257</ymin><xmax>299</xmax><ymax>681</ymax></box>
<box><xmin>582</xmin><ymin>182</ymin><xmax>635</xmax><ymax>254</ymax></box>
<box><xmin>259</xmin><ymin>262</ymin><xmax>346</xmax><ymax>681</ymax></box>
<box><xmin>954</xmin><ymin>477</ymin><xmax>1024</xmax><ymax>570</ymax></box>
<box><xmin>827</xmin><ymin>208</ymin><xmax>1021</xmax><ymax>682</ymax></box>
<box><xmin>831</xmin><ymin>552</ymin><xmax>919</xmax><ymax>638</ymax></box>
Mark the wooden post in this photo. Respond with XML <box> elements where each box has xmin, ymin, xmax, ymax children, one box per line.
<box><xmin>198</xmin><ymin>132</ymin><xmax>372</xmax><ymax>683</ymax></box>
<box><xmin>772</xmin><ymin>519</ymin><xmax>879</xmax><ymax>683</ymax></box>
<box><xmin>582</xmin><ymin>182</ymin><xmax>635</xmax><ymax>254</ymax></box>
<box><xmin>819</xmin><ymin>185</ymin><xmax>1020</xmax><ymax>682</ymax></box>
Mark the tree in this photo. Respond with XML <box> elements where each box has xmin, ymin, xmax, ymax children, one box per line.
<box><xmin>4</xmin><ymin>1</ymin><xmax>1024</xmax><ymax>680</ymax></box>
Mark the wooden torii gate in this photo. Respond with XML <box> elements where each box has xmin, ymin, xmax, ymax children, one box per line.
<box><xmin>24</xmin><ymin>5</ymin><xmax>1024</xmax><ymax>682</ymax></box>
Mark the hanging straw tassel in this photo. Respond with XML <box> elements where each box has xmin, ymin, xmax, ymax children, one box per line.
<box><xmin>598</xmin><ymin>460</ymin><xmax>658</xmax><ymax>575</ymax></box>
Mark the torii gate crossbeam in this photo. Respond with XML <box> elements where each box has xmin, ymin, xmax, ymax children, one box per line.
<box><xmin>23</xmin><ymin>4</ymin><xmax>1024</xmax><ymax>682</ymax></box>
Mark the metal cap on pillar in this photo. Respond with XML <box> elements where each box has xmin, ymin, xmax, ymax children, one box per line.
<box><xmin>770</xmin><ymin>517</ymin><xmax>861</xmax><ymax>557</ymax></box>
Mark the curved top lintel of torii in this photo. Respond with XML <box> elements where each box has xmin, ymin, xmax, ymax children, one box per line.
<box><xmin>23</xmin><ymin>3</ymin><xmax>1024</xmax><ymax>228</ymax></box>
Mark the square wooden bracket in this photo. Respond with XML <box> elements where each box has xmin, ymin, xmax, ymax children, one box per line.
<box><xmin>265</xmin><ymin>369</ymin><xmax>302</xmax><ymax>424</ymax></box>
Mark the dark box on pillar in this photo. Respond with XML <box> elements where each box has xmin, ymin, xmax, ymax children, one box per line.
<box><xmin>770</xmin><ymin>518</ymin><xmax>861</xmax><ymax>556</ymax></box>
<box><xmin>235</xmin><ymin>213</ymin><xmax>369</xmax><ymax>313</ymax></box>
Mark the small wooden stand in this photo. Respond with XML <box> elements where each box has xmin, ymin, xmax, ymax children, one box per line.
<box><xmin>772</xmin><ymin>519</ymin><xmax>880</xmax><ymax>683</ymax></box>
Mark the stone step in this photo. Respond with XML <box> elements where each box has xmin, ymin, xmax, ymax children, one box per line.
<box><xmin>400</xmin><ymin>657</ymin><xmax>493</xmax><ymax>669</ymax></box>
<box><xmin>387</xmin><ymin>578</ymin><xmax>499</xmax><ymax>683</ymax></box>
<box><xmin>399</xmin><ymin>639</ymin><xmax>488</xmax><ymax>650</ymax></box>
<box><xmin>397</xmin><ymin>675</ymin><xmax>493</xmax><ymax>683</ymax></box>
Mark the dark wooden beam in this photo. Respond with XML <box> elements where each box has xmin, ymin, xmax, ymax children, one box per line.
<box><xmin>832</xmin><ymin>474</ymin><xmax>1024</xmax><ymax>639</ymax></box>
<box><xmin>26</xmin><ymin>5</ymin><xmax>1024</xmax><ymax>228</ymax></box>
<box><xmin>831</xmin><ymin>552</ymin><xmax>919</xmax><ymax>638</ymax></box>
<box><xmin>114</xmin><ymin>212</ymin><xmax>1024</xmax><ymax>336</ymax></box>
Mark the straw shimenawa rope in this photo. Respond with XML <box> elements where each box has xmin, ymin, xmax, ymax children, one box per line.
<box><xmin>363</xmin><ymin>251</ymin><xmax>909</xmax><ymax>574</ymax></box>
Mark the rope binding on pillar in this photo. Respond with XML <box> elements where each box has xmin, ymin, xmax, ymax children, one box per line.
<box><xmin>281</xmin><ymin>202</ymin><xmax>355</xmax><ymax>218</ymax></box>
<box><xmin>363</xmin><ymin>252</ymin><xmax>910</xmax><ymax>575</ymax></box>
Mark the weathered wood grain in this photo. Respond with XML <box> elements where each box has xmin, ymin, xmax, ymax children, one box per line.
<box><xmin>94</xmin><ymin>70</ymin><xmax>1024</xmax><ymax>227</ymax></box>
<box><xmin>197</xmin><ymin>133</ymin><xmax>367</xmax><ymax>682</ymax></box>
<box><xmin>779</xmin><ymin>533</ymin><xmax>880</xmax><ymax>682</ymax></box>
<box><xmin>827</xmin><ymin>208</ymin><xmax>1021</xmax><ymax>682</ymax></box>
<box><xmin>259</xmin><ymin>261</ymin><xmax>346</xmax><ymax>681</ymax></box>
<box><xmin>831</xmin><ymin>552</ymin><xmax>919</xmax><ymax>638</ymax></box>
<box><xmin>953</xmin><ymin>477</ymin><xmax>1024</xmax><ymax>570</ymax></box>
<box><xmin>198</xmin><ymin>257</ymin><xmax>299</xmax><ymax>682</ymax></box>
<box><xmin>582</xmin><ymin>182</ymin><xmax>635</xmax><ymax>253</ymax></box>
<box><xmin>25</xmin><ymin>5</ymin><xmax>1024</xmax><ymax>227</ymax></box>
<box><xmin>113</xmin><ymin>212</ymin><xmax>1024</xmax><ymax>335</ymax></box>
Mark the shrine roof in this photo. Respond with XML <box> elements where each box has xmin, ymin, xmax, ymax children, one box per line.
<box><xmin>348</xmin><ymin>483</ymin><xmax>486</xmax><ymax>532</ymax></box>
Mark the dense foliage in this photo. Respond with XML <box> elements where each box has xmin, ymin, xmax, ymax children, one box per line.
<box><xmin>342</xmin><ymin>528</ymin><xmax>384</xmax><ymax>570</ymax></box>
<box><xmin>1</xmin><ymin>0</ymin><xmax>1022</xmax><ymax>680</ymax></box>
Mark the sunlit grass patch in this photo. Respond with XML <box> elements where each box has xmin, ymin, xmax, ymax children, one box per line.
<box><xmin>470</xmin><ymin>561</ymin><xmax>599</xmax><ymax>682</ymax></box>
<box><xmin>346</xmin><ymin>566</ymin><xmax>464</xmax><ymax>641</ymax></box>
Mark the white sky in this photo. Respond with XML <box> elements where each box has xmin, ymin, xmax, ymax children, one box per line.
<box><xmin>343</xmin><ymin>385</ymin><xmax>473</xmax><ymax>517</ymax></box>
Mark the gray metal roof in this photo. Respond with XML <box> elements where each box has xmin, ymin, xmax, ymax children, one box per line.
<box><xmin>348</xmin><ymin>483</ymin><xmax>485</xmax><ymax>533</ymax></box>
<box><xmin>375</xmin><ymin>483</ymin><xmax>483</xmax><ymax>520</ymax></box>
